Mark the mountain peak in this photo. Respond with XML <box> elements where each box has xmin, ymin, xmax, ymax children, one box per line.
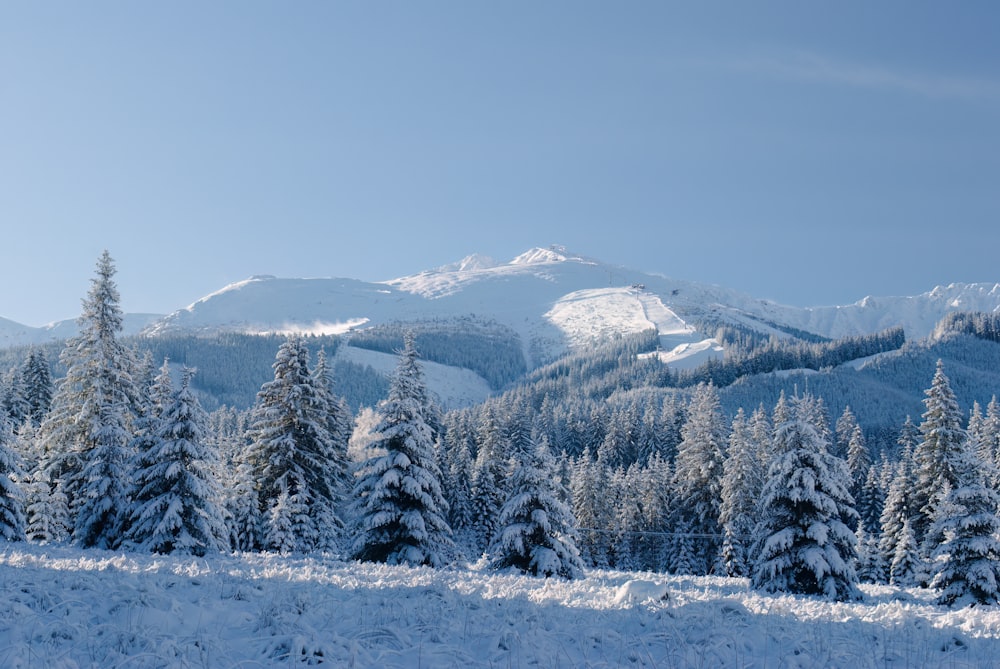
<box><xmin>433</xmin><ymin>253</ymin><xmax>500</xmax><ymax>273</ymax></box>
<box><xmin>509</xmin><ymin>246</ymin><xmax>571</xmax><ymax>266</ymax></box>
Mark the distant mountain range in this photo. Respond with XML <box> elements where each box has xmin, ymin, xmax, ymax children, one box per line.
<box><xmin>3</xmin><ymin>247</ymin><xmax>1000</xmax><ymax>367</ymax></box>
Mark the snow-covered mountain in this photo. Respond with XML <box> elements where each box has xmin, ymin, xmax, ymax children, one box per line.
<box><xmin>141</xmin><ymin>247</ymin><xmax>743</xmax><ymax>369</ymax></box>
<box><xmin>141</xmin><ymin>247</ymin><xmax>1000</xmax><ymax>365</ymax></box>
<box><xmin>0</xmin><ymin>313</ymin><xmax>163</xmax><ymax>350</ymax></box>
<box><xmin>5</xmin><ymin>248</ymin><xmax>1000</xmax><ymax>367</ymax></box>
<box><xmin>754</xmin><ymin>282</ymin><xmax>1000</xmax><ymax>341</ymax></box>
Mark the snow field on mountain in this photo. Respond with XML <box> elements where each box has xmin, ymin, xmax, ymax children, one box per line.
<box><xmin>5</xmin><ymin>248</ymin><xmax>1000</xmax><ymax>355</ymax></box>
<box><xmin>546</xmin><ymin>287</ymin><xmax>724</xmax><ymax>369</ymax></box>
<box><xmin>545</xmin><ymin>288</ymin><xmax>657</xmax><ymax>346</ymax></box>
<box><xmin>335</xmin><ymin>344</ymin><xmax>492</xmax><ymax>410</ymax></box>
<box><xmin>2</xmin><ymin>544</ymin><xmax>999</xmax><ymax>668</ymax></box>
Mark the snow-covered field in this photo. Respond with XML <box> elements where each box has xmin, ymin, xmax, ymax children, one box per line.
<box><xmin>2</xmin><ymin>544</ymin><xmax>1000</xmax><ymax>668</ymax></box>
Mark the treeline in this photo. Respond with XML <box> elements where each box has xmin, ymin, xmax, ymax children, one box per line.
<box><xmin>524</xmin><ymin>330</ymin><xmax>670</xmax><ymax>401</ymax></box>
<box><xmin>347</xmin><ymin>317</ymin><xmax>527</xmax><ymax>390</ymax></box>
<box><xmin>934</xmin><ymin>311</ymin><xmax>1000</xmax><ymax>344</ymax></box>
<box><xmin>140</xmin><ymin>333</ymin><xmax>333</xmax><ymax>408</ymax></box>
<box><xmin>683</xmin><ymin>325</ymin><xmax>905</xmax><ymax>387</ymax></box>
<box><xmin>511</xmin><ymin>326</ymin><xmax>906</xmax><ymax>410</ymax></box>
<box><xmin>138</xmin><ymin>333</ymin><xmax>386</xmax><ymax>412</ymax></box>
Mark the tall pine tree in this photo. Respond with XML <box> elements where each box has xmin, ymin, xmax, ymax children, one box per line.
<box><xmin>245</xmin><ymin>337</ymin><xmax>346</xmax><ymax>553</ymax></box>
<box><xmin>928</xmin><ymin>423</ymin><xmax>1000</xmax><ymax>606</ymax></box>
<box><xmin>912</xmin><ymin>360</ymin><xmax>968</xmax><ymax>553</ymax></box>
<box><xmin>350</xmin><ymin>332</ymin><xmax>453</xmax><ymax>566</ymax></box>
<box><xmin>21</xmin><ymin>349</ymin><xmax>53</xmax><ymax>428</ymax></box>
<box><xmin>40</xmin><ymin>251</ymin><xmax>138</xmax><ymax>549</ymax></box>
<box><xmin>671</xmin><ymin>382</ymin><xmax>727</xmax><ymax>574</ymax></box>
<box><xmin>0</xmin><ymin>417</ymin><xmax>26</xmax><ymax>541</ymax></box>
<box><xmin>751</xmin><ymin>394</ymin><xmax>861</xmax><ymax>601</ymax></box>
<box><xmin>124</xmin><ymin>368</ymin><xmax>228</xmax><ymax>555</ymax></box>
<box><xmin>719</xmin><ymin>408</ymin><xmax>764</xmax><ymax>577</ymax></box>
<box><xmin>489</xmin><ymin>434</ymin><xmax>584</xmax><ymax>579</ymax></box>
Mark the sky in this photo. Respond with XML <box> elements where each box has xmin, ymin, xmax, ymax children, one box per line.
<box><xmin>2</xmin><ymin>2</ymin><xmax>999</xmax><ymax>327</ymax></box>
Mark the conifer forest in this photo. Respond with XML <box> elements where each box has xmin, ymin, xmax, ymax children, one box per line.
<box><xmin>4</xmin><ymin>251</ymin><xmax>1000</xmax><ymax>610</ymax></box>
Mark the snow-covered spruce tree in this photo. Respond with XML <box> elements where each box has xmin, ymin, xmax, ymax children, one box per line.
<box><xmin>800</xmin><ymin>394</ymin><xmax>833</xmax><ymax>451</ymax></box>
<box><xmin>897</xmin><ymin>414</ymin><xmax>921</xmax><ymax>459</ymax></box>
<box><xmin>879</xmin><ymin>418</ymin><xmax>919</xmax><ymax>571</ymax></box>
<box><xmin>834</xmin><ymin>405</ymin><xmax>860</xmax><ymax>461</ymax></box>
<box><xmin>856</xmin><ymin>464</ymin><xmax>884</xmax><ymax>537</ymax></box>
<box><xmin>854</xmin><ymin>521</ymin><xmax>886</xmax><ymax>584</ymax></box>
<box><xmin>720</xmin><ymin>408</ymin><xmax>765</xmax><ymax>577</ymax></box>
<box><xmin>749</xmin><ymin>403</ymin><xmax>774</xmax><ymax>478</ymax></box>
<box><xmin>349</xmin><ymin>332</ymin><xmax>454</xmax><ymax>566</ymax></box>
<box><xmin>119</xmin><ymin>357</ymin><xmax>171</xmax><ymax>542</ymax></box>
<box><xmin>636</xmin><ymin>400</ymin><xmax>667</xmax><ymax>464</ymax></box>
<box><xmin>24</xmin><ymin>464</ymin><xmax>69</xmax><ymax>544</ymax></box>
<box><xmin>1</xmin><ymin>369</ymin><xmax>29</xmax><ymax>428</ymax></box>
<box><xmin>245</xmin><ymin>337</ymin><xmax>346</xmax><ymax>553</ymax></box>
<box><xmin>124</xmin><ymin>368</ymin><xmax>228</xmax><ymax>555</ymax></box>
<box><xmin>771</xmin><ymin>390</ymin><xmax>791</xmax><ymax>430</ymax></box>
<box><xmin>469</xmin><ymin>402</ymin><xmax>510</xmax><ymax>555</ymax></box>
<box><xmin>921</xmin><ymin>481</ymin><xmax>960</xmax><ymax>563</ymax></box>
<box><xmin>912</xmin><ymin>360</ymin><xmax>967</xmax><ymax>553</ymax></box>
<box><xmin>262</xmin><ymin>472</ymin><xmax>317</xmax><ymax>554</ymax></box>
<box><xmin>889</xmin><ymin>517</ymin><xmax>925</xmax><ymax>588</ymax></box>
<box><xmin>489</xmin><ymin>434</ymin><xmax>584</xmax><ymax>579</ymax></box>
<box><xmin>570</xmin><ymin>448</ymin><xmax>613</xmax><ymax>567</ymax></box>
<box><xmin>0</xmin><ymin>417</ymin><xmax>26</xmax><ymax>541</ymax></box>
<box><xmin>639</xmin><ymin>453</ymin><xmax>674</xmax><ymax>571</ymax></box>
<box><xmin>311</xmin><ymin>348</ymin><xmax>354</xmax><ymax>510</ymax></box>
<box><xmin>20</xmin><ymin>416</ymin><xmax>69</xmax><ymax>543</ymax></box>
<box><xmin>968</xmin><ymin>402</ymin><xmax>987</xmax><ymax>463</ymax></box>
<box><xmin>928</xmin><ymin>440</ymin><xmax>1000</xmax><ymax>606</ymax></box>
<box><xmin>610</xmin><ymin>465</ymin><xmax>644</xmax><ymax>571</ymax></box>
<box><xmin>668</xmin><ymin>515</ymin><xmax>697</xmax><ymax>576</ymax></box>
<box><xmin>670</xmin><ymin>381</ymin><xmax>727</xmax><ymax>574</ymax></box>
<box><xmin>226</xmin><ymin>442</ymin><xmax>262</xmax><ymax>552</ymax></box>
<box><xmin>984</xmin><ymin>397</ymin><xmax>1000</xmax><ymax>471</ymax></box>
<box><xmin>751</xmin><ymin>394</ymin><xmax>862</xmax><ymax>601</ymax></box>
<box><xmin>846</xmin><ymin>425</ymin><xmax>871</xmax><ymax>499</ymax></box>
<box><xmin>13</xmin><ymin>419</ymin><xmax>41</xmax><ymax>475</ymax></box>
<box><xmin>40</xmin><ymin>251</ymin><xmax>138</xmax><ymax>549</ymax></box>
<box><xmin>597</xmin><ymin>405</ymin><xmax>640</xmax><ymax>470</ymax></box>
<box><xmin>969</xmin><ymin>396</ymin><xmax>1000</xmax><ymax>490</ymax></box>
<box><xmin>21</xmin><ymin>349</ymin><xmax>53</xmax><ymax>428</ymax></box>
<box><xmin>440</xmin><ymin>411</ymin><xmax>477</xmax><ymax>557</ymax></box>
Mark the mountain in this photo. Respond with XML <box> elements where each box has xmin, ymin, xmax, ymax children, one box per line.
<box><xmin>0</xmin><ymin>313</ymin><xmax>164</xmax><ymax>350</ymax></box>
<box><xmin>5</xmin><ymin>247</ymin><xmax>1000</xmax><ymax>369</ymax></box>
<box><xmin>140</xmin><ymin>246</ymin><xmax>1000</xmax><ymax>360</ymax></box>
<box><xmin>2</xmin><ymin>246</ymin><xmax>999</xmax><ymax>436</ymax></box>
<box><xmin>754</xmin><ymin>282</ymin><xmax>1000</xmax><ymax>341</ymax></box>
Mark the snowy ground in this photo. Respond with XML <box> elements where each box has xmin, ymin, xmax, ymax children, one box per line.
<box><xmin>2</xmin><ymin>544</ymin><xmax>1000</xmax><ymax>668</ymax></box>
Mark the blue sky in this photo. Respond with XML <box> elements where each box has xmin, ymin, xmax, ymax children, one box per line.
<box><xmin>2</xmin><ymin>2</ymin><xmax>999</xmax><ymax>326</ymax></box>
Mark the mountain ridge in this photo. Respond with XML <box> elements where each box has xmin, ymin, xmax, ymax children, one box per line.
<box><xmin>2</xmin><ymin>248</ymin><xmax>999</xmax><ymax>359</ymax></box>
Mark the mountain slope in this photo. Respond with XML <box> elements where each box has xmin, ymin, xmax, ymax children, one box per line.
<box><xmin>5</xmin><ymin>248</ymin><xmax>1000</xmax><ymax>373</ymax></box>
<box><xmin>0</xmin><ymin>313</ymin><xmax>163</xmax><ymax>349</ymax></box>
<box><xmin>137</xmin><ymin>247</ymin><xmax>1000</xmax><ymax>368</ymax></box>
<box><xmin>145</xmin><ymin>248</ymin><xmax>730</xmax><ymax>369</ymax></box>
<box><xmin>753</xmin><ymin>283</ymin><xmax>1000</xmax><ymax>341</ymax></box>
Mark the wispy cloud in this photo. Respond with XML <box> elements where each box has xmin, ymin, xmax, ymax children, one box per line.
<box><xmin>732</xmin><ymin>50</ymin><xmax>1000</xmax><ymax>101</ymax></box>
